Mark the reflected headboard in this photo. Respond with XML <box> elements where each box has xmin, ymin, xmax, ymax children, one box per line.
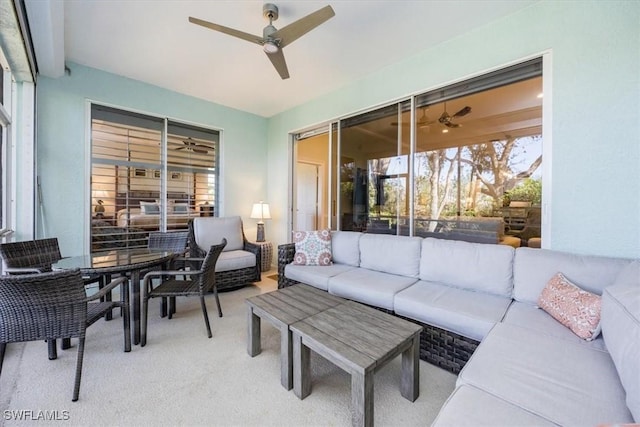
<box><xmin>115</xmin><ymin>191</ymin><xmax>194</xmax><ymax>211</ymax></box>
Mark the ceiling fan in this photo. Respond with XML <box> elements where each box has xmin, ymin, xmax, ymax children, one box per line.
<box><xmin>189</xmin><ymin>3</ymin><xmax>335</xmax><ymax>80</ymax></box>
<box><xmin>438</xmin><ymin>103</ymin><xmax>472</xmax><ymax>128</ymax></box>
<box><xmin>176</xmin><ymin>138</ymin><xmax>210</xmax><ymax>154</ymax></box>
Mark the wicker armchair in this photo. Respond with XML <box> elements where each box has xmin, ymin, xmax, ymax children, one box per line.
<box><xmin>187</xmin><ymin>217</ymin><xmax>261</xmax><ymax>291</ymax></box>
<box><xmin>0</xmin><ymin>270</ymin><xmax>130</xmax><ymax>401</ymax></box>
<box><xmin>141</xmin><ymin>239</ymin><xmax>227</xmax><ymax>345</ymax></box>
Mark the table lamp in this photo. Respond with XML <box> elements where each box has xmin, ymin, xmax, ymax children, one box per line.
<box><xmin>250</xmin><ymin>201</ymin><xmax>271</xmax><ymax>242</ymax></box>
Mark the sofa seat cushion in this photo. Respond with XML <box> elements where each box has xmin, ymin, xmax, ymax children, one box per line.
<box><xmin>359</xmin><ymin>234</ymin><xmax>422</xmax><ymax>277</ymax></box>
<box><xmin>513</xmin><ymin>247</ymin><xmax>631</xmax><ymax>305</ymax></box>
<box><xmin>327</xmin><ymin>268</ymin><xmax>418</xmax><ymax>311</ymax></box>
<box><xmin>502</xmin><ymin>301</ymin><xmax>606</xmax><ymax>351</ymax></box>
<box><xmin>420</xmin><ymin>237</ymin><xmax>515</xmax><ymax>297</ymax></box>
<box><xmin>602</xmin><ymin>261</ymin><xmax>640</xmax><ymax>422</ymax></box>
<box><xmin>215</xmin><ymin>250</ymin><xmax>256</xmax><ymax>273</ymax></box>
<box><xmin>458</xmin><ymin>323</ymin><xmax>634</xmax><ymax>426</ymax></box>
<box><xmin>432</xmin><ymin>384</ymin><xmax>557</xmax><ymax>427</ymax></box>
<box><xmin>394</xmin><ymin>280</ymin><xmax>511</xmax><ymax>341</ymax></box>
<box><xmin>284</xmin><ymin>263</ymin><xmax>356</xmax><ymax>291</ymax></box>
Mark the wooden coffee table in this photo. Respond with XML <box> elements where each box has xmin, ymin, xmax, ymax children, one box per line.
<box><xmin>245</xmin><ymin>284</ymin><xmax>343</xmax><ymax>389</ymax></box>
<box><xmin>290</xmin><ymin>300</ymin><xmax>423</xmax><ymax>427</ymax></box>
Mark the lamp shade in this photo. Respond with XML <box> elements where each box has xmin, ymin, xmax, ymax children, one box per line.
<box><xmin>250</xmin><ymin>202</ymin><xmax>271</xmax><ymax>221</ymax></box>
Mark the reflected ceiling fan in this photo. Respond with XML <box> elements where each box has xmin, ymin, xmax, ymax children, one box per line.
<box><xmin>391</xmin><ymin>107</ymin><xmax>434</xmax><ymax>127</ymax></box>
<box><xmin>438</xmin><ymin>103</ymin><xmax>472</xmax><ymax>128</ymax></box>
<box><xmin>176</xmin><ymin>138</ymin><xmax>210</xmax><ymax>154</ymax></box>
<box><xmin>189</xmin><ymin>3</ymin><xmax>335</xmax><ymax>80</ymax></box>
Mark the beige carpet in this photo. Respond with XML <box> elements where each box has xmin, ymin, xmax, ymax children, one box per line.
<box><xmin>0</xmin><ymin>273</ymin><xmax>456</xmax><ymax>426</ymax></box>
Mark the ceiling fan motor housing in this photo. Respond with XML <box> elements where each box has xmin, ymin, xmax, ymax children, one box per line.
<box><xmin>263</xmin><ymin>3</ymin><xmax>279</xmax><ymax>21</ymax></box>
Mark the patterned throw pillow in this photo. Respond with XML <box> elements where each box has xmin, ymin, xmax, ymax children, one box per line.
<box><xmin>537</xmin><ymin>272</ymin><xmax>602</xmax><ymax>341</ymax></box>
<box><xmin>292</xmin><ymin>229</ymin><xmax>333</xmax><ymax>266</ymax></box>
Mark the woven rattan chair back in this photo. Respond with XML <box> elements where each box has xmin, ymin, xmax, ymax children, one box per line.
<box><xmin>197</xmin><ymin>239</ymin><xmax>227</xmax><ymax>293</ymax></box>
<box><xmin>0</xmin><ymin>270</ymin><xmax>88</xmax><ymax>401</ymax></box>
<box><xmin>148</xmin><ymin>231</ymin><xmax>189</xmax><ymax>253</ymax></box>
<box><xmin>0</xmin><ymin>238</ymin><xmax>62</xmax><ymax>273</ymax></box>
<box><xmin>0</xmin><ymin>270</ymin><xmax>87</xmax><ymax>343</ymax></box>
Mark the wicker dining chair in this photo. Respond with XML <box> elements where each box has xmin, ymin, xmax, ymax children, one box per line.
<box><xmin>0</xmin><ymin>238</ymin><xmax>63</xmax><ymax>274</ymax></box>
<box><xmin>0</xmin><ymin>237</ymin><xmax>105</xmax><ymax>359</ymax></box>
<box><xmin>0</xmin><ymin>269</ymin><xmax>131</xmax><ymax>401</ymax></box>
<box><xmin>147</xmin><ymin>231</ymin><xmax>189</xmax><ymax>317</ymax></box>
<box><xmin>141</xmin><ymin>239</ymin><xmax>226</xmax><ymax>345</ymax></box>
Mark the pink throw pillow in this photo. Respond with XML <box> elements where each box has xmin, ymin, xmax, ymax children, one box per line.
<box><xmin>537</xmin><ymin>272</ymin><xmax>602</xmax><ymax>341</ymax></box>
<box><xmin>292</xmin><ymin>230</ymin><xmax>332</xmax><ymax>266</ymax></box>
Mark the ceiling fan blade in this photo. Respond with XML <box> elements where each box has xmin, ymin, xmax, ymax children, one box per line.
<box><xmin>188</xmin><ymin>16</ymin><xmax>264</xmax><ymax>45</ymax></box>
<box><xmin>273</xmin><ymin>5</ymin><xmax>335</xmax><ymax>48</ymax></box>
<box><xmin>445</xmin><ymin>122</ymin><xmax>461</xmax><ymax>128</ymax></box>
<box><xmin>453</xmin><ymin>106</ymin><xmax>472</xmax><ymax>117</ymax></box>
<box><xmin>265</xmin><ymin>49</ymin><xmax>290</xmax><ymax>79</ymax></box>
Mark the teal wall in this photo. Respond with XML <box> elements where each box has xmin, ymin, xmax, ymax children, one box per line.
<box><xmin>36</xmin><ymin>62</ymin><xmax>268</xmax><ymax>256</ymax></box>
<box><xmin>34</xmin><ymin>1</ymin><xmax>640</xmax><ymax>260</ymax></box>
<box><xmin>267</xmin><ymin>0</ymin><xmax>640</xmax><ymax>258</ymax></box>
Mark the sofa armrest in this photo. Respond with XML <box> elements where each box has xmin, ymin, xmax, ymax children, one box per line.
<box><xmin>277</xmin><ymin>243</ymin><xmax>297</xmax><ymax>288</ymax></box>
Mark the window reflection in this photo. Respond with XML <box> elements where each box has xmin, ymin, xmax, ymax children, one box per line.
<box><xmin>335</xmin><ymin>73</ymin><xmax>542</xmax><ymax>247</ymax></box>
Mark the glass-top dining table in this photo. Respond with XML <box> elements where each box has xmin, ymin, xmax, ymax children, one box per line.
<box><xmin>53</xmin><ymin>248</ymin><xmax>175</xmax><ymax>345</ymax></box>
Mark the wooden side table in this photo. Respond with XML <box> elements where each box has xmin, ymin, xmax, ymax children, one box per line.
<box><xmin>253</xmin><ymin>241</ymin><xmax>273</xmax><ymax>272</ymax></box>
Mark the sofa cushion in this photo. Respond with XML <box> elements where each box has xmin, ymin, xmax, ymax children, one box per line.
<box><xmin>284</xmin><ymin>263</ymin><xmax>356</xmax><ymax>291</ymax></box>
<box><xmin>458</xmin><ymin>323</ymin><xmax>634</xmax><ymax>425</ymax></box>
<box><xmin>537</xmin><ymin>272</ymin><xmax>602</xmax><ymax>341</ymax></box>
<box><xmin>330</xmin><ymin>231</ymin><xmax>362</xmax><ymax>267</ymax></box>
<box><xmin>193</xmin><ymin>216</ymin><xmax>244</xmax><ymax>252</ymax></box>
<box><xmin>359</xmin><ymin>234</ymin><xmax>422</xmax><ymax>278</ymax></box>
<box><xmin>292</xmin><ymin>229</ymin><xmax>332</xmax><ymax>266</ymax></box>
<box><xmin>602</xmin><ymin>260</ymin><xmax>640</xmax><ymax>422</ymax></box>
<box><xmin>419</xmin><ymin>237</ymin><xmax>515</xmax><ymax>297</ymax></box>
<box><xmin>216</xmin><ymin>250</ymin><xmax>256</xmax><ymax>273</ymax></box>
<box><xmin>513</xmin><ymin>247</ymin><xmax>630</xmax><ymax>304</ymax></box>
<box><xmin>432</xmin><ymin>384</ymin><xmax>557</xmax><ymax>427</ymax></box>
<box><xmin>327</xmin><ymin>268</ymin><xmax>418</xmax><ymax>311</ymax></box>
<box><xmin>502</xmin><ymin>301</ymin><xmax>607</xmax><ymax>351</ymax></box>
<box><xmin>394</xmin><ymin>280</ymin><xmax>511</xmax><ymax>341</ymax></box>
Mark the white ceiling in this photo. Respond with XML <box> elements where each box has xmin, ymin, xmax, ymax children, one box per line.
<box><xmin>26</xmin><ymin>0</ymin><xmax>538</xmax><ymax>118</ymax></box>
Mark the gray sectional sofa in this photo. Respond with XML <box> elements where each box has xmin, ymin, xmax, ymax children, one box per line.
<box><xmin>278</xmin><ymin>231</ymin><xmax>639</xmax><ymax>426</ymax></box>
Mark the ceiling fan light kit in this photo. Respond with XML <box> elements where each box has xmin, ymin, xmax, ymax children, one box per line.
<box><xmin>189</xmin><ymin>3</ymin><xmax>335</xmax><ymax>80</ymax></box>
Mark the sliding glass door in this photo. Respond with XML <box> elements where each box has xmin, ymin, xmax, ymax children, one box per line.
<box><xmin>322</xmin><ymin>58</ymin><xmax>543</xmax><ymax>247</ymax></box>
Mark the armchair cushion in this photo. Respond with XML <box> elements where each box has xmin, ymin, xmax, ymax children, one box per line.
<box><xmin>193</xmin><ymin>216</ymin><xmax>244</xmax><ymax>252</ymax></box>
<box><xmin>217</xmin><ymin>250</ymin><xmax>257</xmax><ymax>273</ymax></box>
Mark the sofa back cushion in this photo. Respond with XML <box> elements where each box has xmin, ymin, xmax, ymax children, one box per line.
<box><xmin>513</xmin><ymin>248</ymin><xmax>631</xmax><ymax>304</ymax></box>
<box><xmin>419</xmin><ymin>237</ymin><xmax>515</xmax><ymax>297</ymax></box>
<box><xmin>330</xmin><ymin>231</ymin><xmax>362</xmax><ymax>267</ymax></box>
<box><xmin>359</xmin><ymin>234</ymin><xmax>422</xmax><ymax>277</ymax></box>
<box><xmin>193</xmin><ymin>216</ymin><xmax>243</xmax><ymax>252</ymax></box>
<box><xmin>602</xmin><ymin>260</ymin><xmax>640</xmax><ymax>422</ymax></box>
